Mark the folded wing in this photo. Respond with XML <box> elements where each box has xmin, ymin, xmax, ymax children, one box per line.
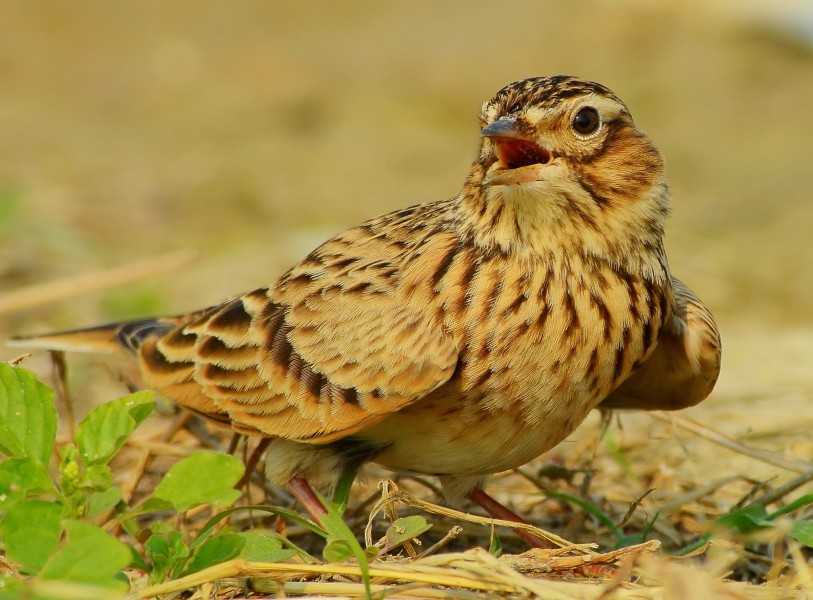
<box><xmin>140</xmin><ymin>243</ymin><xmax>460</xmax><ymax>442</ymax></box>
<box><xmin>601</xmin><ymin>277</ymin><xmax>721</xmax><ymax>411</ymax></box>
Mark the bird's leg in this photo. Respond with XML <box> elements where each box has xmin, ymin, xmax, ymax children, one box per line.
<box><xmin>468</xmin><ymin>487</ymin><xmax>553</xmax><ymax>549</ymax></box>
<box><xmin>287</xmin><ymin>476</ymin><xmax>328</xmax><ymax>522</ymax></box>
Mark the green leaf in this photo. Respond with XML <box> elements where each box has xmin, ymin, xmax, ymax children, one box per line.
<box><xmin>766</xmin><ymin>494</ymin><xmax>813</xmax><ymax>520</ymax></box>
<box><xmin>790</xmin><ymin>520</ymin><xmax>813</xmax><ymax>548</ymax></box>
<box><xmin>128</xmin><ymin>544</ymin><xmax>149</xmax><ymax>572</ymax></box>
<box><xmin>384</xmin><ymin>516</ymin><xmax>432</xmax><ymax>550</ymax></box>
<box><xmin>0</xmin><ymin>458</ymin><xmax>53</xmax><ymax>508</ymax></box>
<box><xmin>318</xmin><ymin>494</ymin><xmax>371</xmax><ymax>597</ymax></box>
<box><xmin>614</xmin><ymin>534</ymin><xmax>645</xmax><ymax>549</ymax></box>
<box><xmin>145</xmin><ymin>532</ymin><xmax>189</xmax><ymax>585</ymax></box>
<box><xmin>0</xmin><ymin>421</ymin><xmax>24</xmax><ymax>458</ymax></box>
<box><xmin>331</xmin><ymin>470</ymin><xmax>356</xmax><ymax>515</ymax></box>
<box><xmin>87</xmin><ymin>486</ymin><xmax>122</xmax><ymax>518</ymax></box>
<box><xmin>641</xmin><ymin>508</ymin><xmax>661</xmax><ymax>541</ymax></box>
<box><xmin>715</xmin><ymin>505</ymin><xmax>772</xmax><ymax>534</ymax></box>
<box><xmin>150</xmin><ymin>452</ymin><xmax>243</xmax><ymax>512</ymax></box>
<box><xmin>238</xmin><ymin>531</ymin><xmax>297</xmax><ymax>562</ymax></box>
<box><xmin>545</xmin><ymin>490</ymin><xmax>618</xmax><ymax>534</ymax></box>
<box><xmin>180</xmin><ymin>505</ymin><xmax>320</xmax><ymax>563</ymax></box>
<box><xmin>129</xmin><ymin>504</ymin><xmax>323</xmax><ymax>571</ymax></box>
<box><xmin>323</xmin><ymin>538</ymin><xmax>354</xmax><ymax>562</ymax></box>
<box><xmin>74</xmin><ymin>391</ymin><xmax>154</xmax><ymax>465</ymax></box>
<box><xmin>0</xmin><ymin>363</ymin><xmax>57</xmax><ymax>464</ymax></box>
<box><xmin>192</xmin><ymin>505</ymin><xmax>327</xmax><ymax>542</ymax></box>
<box><xmin>39</xmin><ymin>520</ymin><xmax>131</xmax><ymax>590</ymax></box>
<box><xmin>183</xmin><ymin>534</ymin><xmax>245</xmax><ymax>575</ymax></box>
<box><xmin>85</xmin><ymin>464</ymin><xmax>114</xmax><ymax>489</ymax></box>
<box><xmin>0</xmin><ymin>500</ymin><xmax>62</xmax><ymax>574</ymax></box>
<box><xmin>673</xmin><ymin>532</ymin><xmax>712</xmax><ymax>557</ymax></box>
<box><xmin>137</xmin><ymin>497</ymin><xmax>175</xmax><ymax>515</ymax></box>
<box><xmin>144</xmin><ymin>534</ymin><xmax>170</xmax><ymax>583</ymax></box>
<box><xmin>0</xmin><ymin>574</ymin><xmax>24</xmax><ymax>597</ymax></box>
<box><xmin>488</xmin><ymin>530</ymin><xmax>503</xmax><ymax>557</ymax></box>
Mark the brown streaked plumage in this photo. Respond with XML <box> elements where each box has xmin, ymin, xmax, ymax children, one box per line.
<box><xmin>10</xmin><ymin>76</ymin><xmax>721</xmax><ymax>528</ymax></box>
<box><xmin>601</xmin><ymin>278</ymin><xmax>721</xmax><ymax>411</ymax></box>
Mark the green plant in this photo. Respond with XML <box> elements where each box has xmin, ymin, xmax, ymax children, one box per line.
<box><xmin>0</xmin><ymin>363</ymin><xmax>431</xmax><ymax>599</ymax></box>
<box><xmin>0</xmin><ymin>363</ymin><xmax>136</xmax><ymax>595</ymax></box>
<box><xmin>0</xmin><ymin>363</ymin><xmax>276</xmax><ymax>595</ymax></box>
<box><xmin>676</xmin><ymin>495</ymin><xmax>813</xmax><ymax>556</ymax></box>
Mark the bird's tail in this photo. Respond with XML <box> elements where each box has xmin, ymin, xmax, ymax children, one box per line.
<box><xmin>7</xmin><ymin>319</ymin><xmax>176</xmax><ymax>356</ymax></box>
<box><xmin>8</xmin><ymin>311</ymin><xmax>238</xmax><ymax>429</ymax></box>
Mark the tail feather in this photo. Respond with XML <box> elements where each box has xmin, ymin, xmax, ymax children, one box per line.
<box><xmin>8</xmin><ymin>319</ymin><xmax>175</xmax><ymax>355</ymax></box>
<box><xmin>8</xmin><ymin>311</ymin><xmax>237</xmax><ymax>429</ymax></box>
<box><xmin>115</xmin><ymin>320</ymin><xmax>176</xmax><ymax>354</ymax></box>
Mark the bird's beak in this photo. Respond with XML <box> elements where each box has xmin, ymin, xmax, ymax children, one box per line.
<box><xmin>480</xmin><ymin>118</ymin><xmax>553</xmax><ymax>186</ymax></box>
<box><xmin>480</xmin><ymin>117</ymin><xmax>523</xmax><ymax>140</ymax></box>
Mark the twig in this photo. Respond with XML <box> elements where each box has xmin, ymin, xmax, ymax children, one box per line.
<box><xmin>417</xmin><ymin>526</ymin><xmax>464</xmax><ymax>559</ymax></box>
<box><xmin>788</xmin><ymin>539</ymin><xmax>813</xmax><ymax>593</ymax></box>
<box><xmin>234</xmin><ymin>437</ymin><xmax>270</xmax><ymax>490</ymax></box>
<box><xmin>614</xmin><ymin>488</ymin><xmax>655</xmax><ymax>531</ymax></box>
<box><xmin>732</xmin><ymin>478</ymin><xmax>777</xmax><ymax>511</ymax></box>
<box><xmin>650</xmin><ymin>412</ymin><xmax>811</xmax><ymax>474</ymax></box>
<box><xmin>751</xmin><ymin>468</ymin><xmax>813</xmax><ymax>508</ymax></box>
<box><xmin>0</xmin><ymin>249</ymin><xmax>197</xmax><ymax>315</ymax></box>
<box><xmin>656</xmin><ymin>476</ymin><xmax>742</xmax><ymax>516</ymax></box>
<box><xmin>367</xmin><ymin>480</ymin><xmax>592</xmax><ymax>553</ymax></box>
<box><xmin>7</xmin><ymin>353</ymin><xmax>31</xmax><ymax>366</ymax></box>
<box><xmin>223</xmin><ymin>578</ymin><xmax>489</xmax><ymax>599</ymax></box>
<box><xmin>48</xmin><ymin>350</ymin><xmax>75</xmax><ymax>437</ymax></box>
<box><xmin>121</xmin><ymin>447</ymin><xmax>153</xmax><ymax>505</ymax></box>
<box><xmin>138</xmin><ymin>556</ymin><xmax>518</xmax><ymax>598</ymax></box>
<box><xmin>500</xmin><ymin>539</ymin><xmax>660</xmax><ymax>575</ymax></box>
<box><xmin>161</xmin><ymin>409</ymin><xmax>194</xmax><ymax>442</ymax></box>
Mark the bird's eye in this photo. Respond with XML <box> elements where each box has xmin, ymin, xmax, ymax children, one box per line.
<box><xmin>572</xmin><ymin>107</ymin><xmax>601</xmax><ymax>136</ymax></box>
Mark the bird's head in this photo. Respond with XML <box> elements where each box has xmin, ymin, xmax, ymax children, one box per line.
<box><xmin>462</xmin><ymin>76</ymin><xmax>670</xmax><ymax>262</ymax></box>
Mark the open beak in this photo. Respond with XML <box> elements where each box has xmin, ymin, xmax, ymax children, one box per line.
<box><xmin>481</xmin><ymin>118</ymin><xmax>553</xmax><ymax>185</ymax></box>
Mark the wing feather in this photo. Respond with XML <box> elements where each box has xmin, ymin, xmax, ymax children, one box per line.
<box><xmin>138</xmin><ymin>211</ymin><xmax>461</xmax><ymax>442</ymax></box>
<box><xmin>601</xmin><ymin>277</ymin><xmax>721</xmax><ymax>410</ymax></box>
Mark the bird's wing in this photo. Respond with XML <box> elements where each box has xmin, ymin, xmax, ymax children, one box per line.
<box><xmin>600</xmin><ymin>277</ymin><xmax>721</xmax><ymax>410</ymax></box>
<box><xmin>139</xmin><ymin>228</ymin><xmax>461</xmax><ymax>443</ymax></box>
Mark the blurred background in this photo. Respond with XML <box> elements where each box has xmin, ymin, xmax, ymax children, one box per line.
<box><xmin>1</xmin><ymin>1</ymin><xmax>811</xmax><ymax>479</ymax></box>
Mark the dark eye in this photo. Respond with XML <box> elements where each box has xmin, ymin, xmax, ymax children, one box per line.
<box><xmin>572</xmin><ymin>107</ymin><xmax>601</xmax><ymax>136</ymax></box>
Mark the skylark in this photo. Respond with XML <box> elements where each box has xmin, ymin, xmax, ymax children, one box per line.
<box><xmin>12</xmin><ymin>76</ymin><xmax>721</xmax><ymax>539</ymax></box>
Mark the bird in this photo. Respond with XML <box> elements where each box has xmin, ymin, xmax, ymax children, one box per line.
<box><xmin>10</xmin><ymin>76</ymin><xmax>721</xmax><ymax>544</ymax></box>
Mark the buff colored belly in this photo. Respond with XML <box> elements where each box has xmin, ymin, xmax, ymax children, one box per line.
<box><xmin>359</xmin><ymin>383</ymin><xmax>596</xmax><ymax>476</ymax></box>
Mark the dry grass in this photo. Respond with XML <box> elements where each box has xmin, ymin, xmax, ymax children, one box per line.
<box><xmin>1</xmin><ymin>1</ymin><xmax>812</xmax><ymax>598</ymax></box>
<box><xmin>90</xmin><ymin>396</ymin><xmax>810</xmax><ymax>599</ymax></box>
